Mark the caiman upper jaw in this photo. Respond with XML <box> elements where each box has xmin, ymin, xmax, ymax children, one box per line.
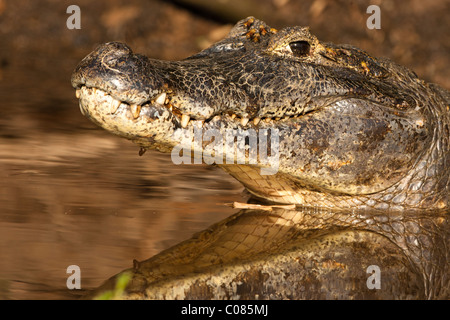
<box><xmin>71</xmin><ymin>41</ymin><xmax>310</xmax><ymax>129</ymax></box>
<box><xmin>71</xmin><ymin>41</ymin><xmax>331</xmax><ymax>127</ymax></box>
<box><xmin>71</xmin><ymin>37</ymin><xmax>410</xmax><ymax>130</ymax></box>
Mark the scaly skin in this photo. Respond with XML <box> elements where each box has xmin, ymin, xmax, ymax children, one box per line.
<box><xmin>71</xmin><ymin>17</ymin><xmax>449</xmax><ymax>299</ymax></box>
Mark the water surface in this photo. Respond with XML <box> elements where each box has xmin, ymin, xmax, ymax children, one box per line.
<box><xmin>0</xmin><ymin>68</ymin><xmax>243</xmax><ymax>299</ymax></box>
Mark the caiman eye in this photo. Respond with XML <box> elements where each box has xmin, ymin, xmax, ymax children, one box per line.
<box><xmin>289</xmin><ymin>40</ymin><xmax>310</xmax><ymax>57</ymax></box>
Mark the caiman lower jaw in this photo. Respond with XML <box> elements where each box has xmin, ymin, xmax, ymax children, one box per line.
<box><xmin>76</xmin><ymin>86</ymin><xmax>310</xmax><ymax>131</ymax></box>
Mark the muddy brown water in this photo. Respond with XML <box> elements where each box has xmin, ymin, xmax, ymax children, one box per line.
<box><xmin>0</xmin><ymin>67</ymin><xmax>244</xmax><ymax>299</ymax></box>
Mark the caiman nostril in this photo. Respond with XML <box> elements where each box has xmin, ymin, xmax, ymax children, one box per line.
<box><xmin>100</xmin><ymin>41</ymin><xmax>133</xmax><ymax>56</ymax></box>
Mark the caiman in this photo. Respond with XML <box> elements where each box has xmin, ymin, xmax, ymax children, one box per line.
<box><xmin>71</xmin><ymin>17</ymin><xmax>449</xmax><ymax>299</ymax></box>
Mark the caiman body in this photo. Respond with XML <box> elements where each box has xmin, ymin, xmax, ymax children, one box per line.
<box><xmin>71</xmin><ymin>18</ymin><xmax>449</xmax><ymax>299</ymax></box>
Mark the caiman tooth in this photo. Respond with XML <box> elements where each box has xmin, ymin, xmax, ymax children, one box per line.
<box><xmin>253</xmin><ymin>117</ymin><xmax>261</xmax><ymax>125</ymax></box>
<box><xmin>110</xmin><ymin>99</ymin><xmax>121</xmax><ymax>114</ymax></box>
<box><xmin>264</xmin><ymin>117</ymin><xmax>271</xmax><ymax>123</ymax></box>
<box><xmin>155</xmin><ymin>92</ymin><xmax>166</xmax><ymax>105</ymax></box>
<box><xmin>230</xmin><ymin>113</ymin><xmax>237</xmax><ymax>120</ymax></box>
<box><xmin>78</xmin><ymin>101</ymin><xmax>86</xmax><ymax>116</ymax></box>
<box><xmin>181</xmin><ymin>114</ymin><xmax>190</xmax><ymax>128</ymax></box>
<box><xmin>75</xmin><ymin>89</ymin><xmax>81</xmax><ymax>98</ymax></box>
<box><xmin>130</xmin><ymin>104</ymin><xmax>141</xmax><ymax>119</ymax></box>
<box><xmin>240</xmin><ymin>117</ymin><xmax>249</xmax><ymax>126</ymax></box>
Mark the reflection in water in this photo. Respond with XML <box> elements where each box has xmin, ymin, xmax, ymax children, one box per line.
<box><xmin>0</xmin><ymin>68</ymin><xmax>244</xmax><ymax>299</ymax></box>
<box><xmin>87</xmin><ymin>205</ymin><xmax>448</xmax><ymax>299</ymax></box>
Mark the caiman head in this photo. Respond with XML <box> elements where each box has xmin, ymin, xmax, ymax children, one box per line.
<box><xmin>71</xmin><ymin>17</ymin><xmax>449</xmax><ymax>211</ymax></box>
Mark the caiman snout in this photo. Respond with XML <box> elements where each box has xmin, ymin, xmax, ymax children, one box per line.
<box><xmin>71</xmin><ymin>42</ymin><xmax>167</xmax><ymax>106</ymax></box>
